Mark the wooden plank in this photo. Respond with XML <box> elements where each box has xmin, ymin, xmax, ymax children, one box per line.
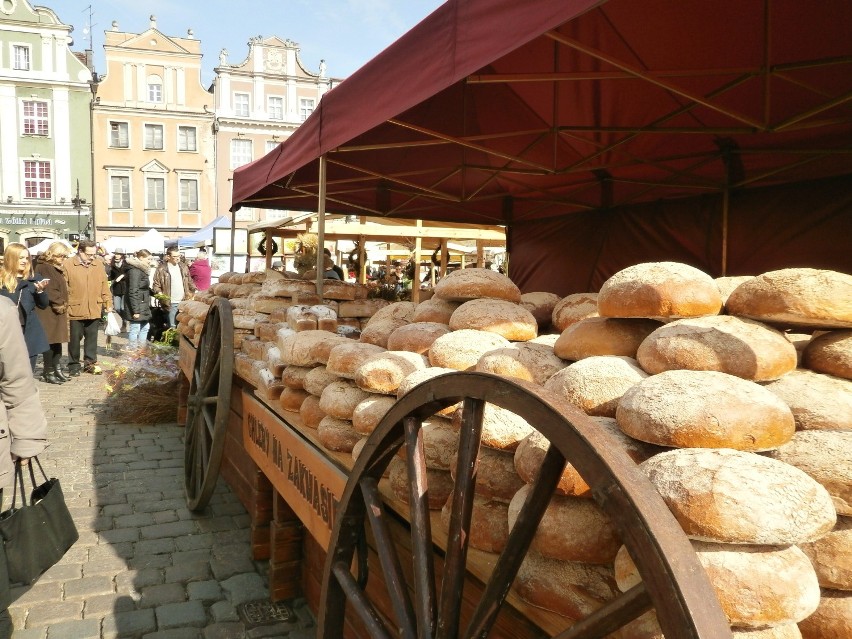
<box><xmin>251</xmin><ymin>523</ymin><xmax>271</xmax><ymax>560</ymax></box>
<box><xmin>178</xmin><ymin>336</ymin><xmax>197</xmax><ymax>381</ymax></box>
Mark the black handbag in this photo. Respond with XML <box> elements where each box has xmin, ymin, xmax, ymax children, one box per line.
<box><xmin>0</xmin><ymin>458</ymin><xmax>79</xmax><ymax>586</ymax></box>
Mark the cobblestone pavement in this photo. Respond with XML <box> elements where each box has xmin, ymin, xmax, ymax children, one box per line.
<box><xmin>9</xmin><ymin>335</ymin><xmax>315</xmax><ymax>639</ymax></box>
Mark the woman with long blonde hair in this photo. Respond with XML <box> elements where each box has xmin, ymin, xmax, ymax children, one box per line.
<box><xmin>34</xmin><ymin>241</ymin><xmax>73</xmax><ymax>383</ymax></box>
<box><xmin>0</xmin><ymin>243</ymin><xmax>50</xmax><ymax>373</ymax></box>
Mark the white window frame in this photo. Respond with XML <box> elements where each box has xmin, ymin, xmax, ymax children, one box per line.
<box><xmin>233</xmin><ymin>92</ymin><xmax>250</xmax><ymax>117</ymax></box>
<box><xmin>267</xmin><ymin>96</ymin><xmax>284</xmax><ymax>120</ymax></box>
<box><xmin>23</xmin><ymin>160</ymin><xmax>52</xmax><ymax>199</ymax></box>
<box><xmin>109</xmin><ymin>121</ymin><xmax>130</xmax><ymax>148</ymax></box>
<box><xmin>144</xmin><ymin>123</ymin><xmax>164</xmax><ymax>150</ymax></box>
<box><xmin>109</xmin><ymin>172</ymin><xmax>131</xmax><ymax>209</ymax></box>
<box><xmin>177</xmin><ymin>125</ymin><xmax>197</xmax><ymax>152</ymax></box>
<box><xmin>21</xmin><ymin>99</ymin><xmax>49</xmax><ymax>136</ymax></box>
<box><xmin>230</xmin><ymin>138</ymin><xmax>253</xmax><ymax>170</ymax></box>
<box><xmin>145</xmin><ymin>176</ymin><xmax>166</xmax><ymax>210</ymax></box>
<box><xmin>265</xmin><ymin>140</ymin><xmax>278</xmax><ymax>154</ymax></box>
<box><xmin>147</xmin><ymin>75</ymin><xmax>163</xmax><ymax>103</ymax></box>
<box><xmin>178</xmin><ymin>174</ymin><xmax>199</xmax><ymax>211</ymax></box>
<box><xmin>299</xmin><ymin>98</ymin><xmax>315</xmax><ymax>122</ymax></box>
<box><xmin>12</xmin><ymin>44</ymin><xmax>30</xmax><ymax>71</ymax></box>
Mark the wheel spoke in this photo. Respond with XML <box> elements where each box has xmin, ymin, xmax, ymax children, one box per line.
<box><xmin>361</xmin><ymin>477</ymin><xmax>416</xmax><ymax>639</ymax></box>
<box><xmin>332</xmin><ymin>561</ymin><xmax>393</xmax><ymax>639</ymax></box>
<box><xmin>554</xmin><ymin>584</ymin><xmax>652</xmax><ymax>639</ymax></box>
<box><xmin>201</xmin><ymin>359</ymin><xmax>221</xmax><ymax>397</ymax></box>
<box><xmin>437</xmin><ymin>397</ymin><xmax>485</xmax><ymax>639</ymax></box>
<box><xmin>404</xmin><ymin>415</ymin><xmax>436</xmax><ymax>639</ymax></box>
<box><xmin>201</xmin><ymin>404</ymin><xmax>216</xmax><ymax>437</ymax></box>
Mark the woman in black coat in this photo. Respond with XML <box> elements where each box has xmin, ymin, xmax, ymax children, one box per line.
<box><xmin>124</xmin><ymin>249</ymin><xmax>154</xmax><ymax>348</ymax></box>
<box><xmin>0</xmin><ymin>243</ymin><xmax>49</xmax><ymax>375</ymax></box>
<box><xmin>34</xmin><ymin>242</ymin><xmax>72</xmax><ymax>384</ymax></box>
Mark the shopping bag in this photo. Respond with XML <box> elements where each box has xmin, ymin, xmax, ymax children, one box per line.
<box><xmin>104</xmin><ymin>310</ymin><xmax>122</xmax><ymax>336</ymax></box>
<box><xmin>0</xmin><ymin>458</ymin><xmax>79</xmax><ymax>586</ymax></box>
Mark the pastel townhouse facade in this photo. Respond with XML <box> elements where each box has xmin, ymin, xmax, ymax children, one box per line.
<box><xmin>212</xmin><ymin>36</ymin><xmax>337</xmax><ymax>237</ymax></box>
<box><xmin>0</xmin><ymin>0</ymin><xmax>93</xmax><ymax>251</ymax></box>
<box><xmin>91</xmin><ymin>16</ymin><xmax>215</xmax><ymax>247</ymax></box>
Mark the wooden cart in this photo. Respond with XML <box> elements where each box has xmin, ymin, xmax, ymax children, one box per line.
<box><xmin>181</xmin><ymin>298</ymin><xmax>732</xmax><ymax>638</ymax></box>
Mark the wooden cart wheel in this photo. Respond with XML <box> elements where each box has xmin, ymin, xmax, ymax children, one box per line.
<box><xmin>184</xmin><ymin>297</ymin><xmax>234</xmax><ymax>512</ymax></box>
<box><xmin>319</xmin><ymin>372</ymin><xmax>732</xmax><ymax>639</ymax></box>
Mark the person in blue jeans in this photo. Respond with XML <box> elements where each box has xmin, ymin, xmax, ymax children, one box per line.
<box><xmin>152</xmin><ymin>248</ymin><xmax>195</xmax><ymax>328</ymax></box>
<box><xmin>123</xmin><ymin>249</ymin><xmax>154</xmax><ymax>348</ymax></box>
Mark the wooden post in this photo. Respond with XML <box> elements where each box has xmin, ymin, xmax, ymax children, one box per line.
<box><xmin>358</xmin><ymin>234</ymin><xmax>367</xmax><ymax>284</ymax></box>
<box><xmin>440</xmin><ymin>240</ymin><xmax>449</xmax><ymax>278</ymax></box>
<box><xmin>316</xmin><ymin>155</ymin><xmax>327</xmax><ymax>298</ymax></box>
<box><xmin>412</xmin><ymin>220</ymin><xmax>422</xmax><ymax>305</ymax></box>
<box><xmin>476</xmin><ymin>241</ymin><xmax>484</xmax><ymax>268</ymax></box>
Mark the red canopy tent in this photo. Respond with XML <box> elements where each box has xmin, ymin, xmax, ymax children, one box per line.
<box><xmin>232</xmin><ymin>0</ymin><xmax>852</xmax><ymax>294</ymax></box>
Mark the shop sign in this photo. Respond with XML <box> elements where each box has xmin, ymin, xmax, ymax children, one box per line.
<box><xmin>0</xmin><ymin>211</ymin><xmax>75</xmax><ymax>226</ymax></box>
<box><xmin>243</xmin><ymin>393</ymin><xmax>347</xmax><ymax>549</ymax></box>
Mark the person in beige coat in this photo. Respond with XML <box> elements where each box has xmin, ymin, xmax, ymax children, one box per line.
<box><xmin>64</xmin><ymin>240</ymin><xmax>112</xmax><ymax>375</ymax></box>
<box><xmin>0</xmin><ymin>296</ymin><xmax>49</xmax><ymax>636</ymax></box>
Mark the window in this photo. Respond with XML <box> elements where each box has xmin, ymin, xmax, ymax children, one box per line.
<box><xmin>179</xmin><ymin>178</ymin><xmax>199</xmax><ymax>210</ymax></box>
<box><xmin>146</xmin><ymin>177</ymin><xmax>165</xmax><ymax>209</ymax></box>
<box><xmin>230</xmin><ymin>139</ymin><xmax>252</xmax><ymax>170</ymax></box>
<box><xmin>13</xmin><ymin>45</ymin><xmax>30</xmax><ymax>71</ymax></box>
<box><xmin>266</xmin><ymin>140</ymin><xmax>278</xmax><ymax>154</ymax></box>
<box><xmin>110</xmin><ymin>175</ymin><xmax>130</xmax><ymax>208</ymax></box>
<box><xmin>23</xmin><ymin>101</ymin><xmax>48</xmax><ymax>135</ymax></box>
<box><xmin>268</xmin><ymin>96</ymin><xmax>284</xmax><ymax>120</ymax></box>
<box><xmin>299</xmin><ymin>98</ymin><xmax>315</xmax><ymax>122</ymax></box>
<box><xmin>144</xmin><ymin>124</ymin><xmax>164</xmax><ymax>150</ymax></box>
<box><xmin>147</xmin><ymin>76</ymin><xmax>163</xmax><ymax>103</ymax></box>
<box><xmin>23</xmin><ymin>161</ymin><xmax>51</xmax><ymax>199</ymax></box>
<box><xmin>234</xmin><ymin>93</ymin><xmax>250</xmax><ymax>117</ymax></box>
<box><xmin>109</xmin><ymin>121</ymin><xmax>129</xmax><ymax>148</ymax></box>
<box><xmin>178</xmin><ymin>126</ymin><xmax>197</xmax><ymax>152</ymax></box>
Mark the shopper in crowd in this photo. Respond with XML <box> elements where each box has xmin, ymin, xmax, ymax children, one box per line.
<box><xmin>152</xmin><ymin>247</ymin><xmax>196</xmax><ymax>328</ymax></box>
<box><xmin>188</xmin><ymin>248</ymin><xmax>212</xmax><ymax>291</ymax></box>
<box><xmin>124</xmin><ymin>249</ymin><xmax>154</xmax><ymax>348</ymax></box>
<box><xmin>65</xmin><ymin>240</ymin><xmax>112</xmax><ymax>376</ymax></box>
<box><xmin>0</xmin><ymin>296</ymin><xmax>49</xmax><ymax>638</ymax></box>
<box><xmin>107</xmin><ymin>248</ymin><xmax>130</xmax><ymax>327</ymax></box>
<box><xmin>0</xmin><ymin>243</ymin><xmax>50</xmax><ymax>374</ymax></box>
<box><xmin>271</xmin><ymin>260</ymin><xmax>285</xmax><ymax>273</ymax></box>
<box><xmin>324</xmin><ymin>247</ymin><xmax>346</xmax><ymax>280</ymax></box>
<box><xmin>34</xmin><ymin>242</ymin><xmax>72</xmax><ymax>384</ymax></box>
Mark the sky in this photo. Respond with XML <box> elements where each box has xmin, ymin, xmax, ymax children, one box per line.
<box><xmin>49</xmin><ymin>0</ymin><xmax>446</xmax><ymax>85</ymax></box>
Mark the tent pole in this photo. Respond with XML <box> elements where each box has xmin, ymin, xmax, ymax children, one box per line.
<box><xmin>412</xmin><ymin>220</ymin><xmax>422</xmax><ymax>305</ymax></box>
<box><xmin>316</xmin><ymin>154</ymin><xmax>327</xmax><ymax>298</ymax></box>
<box><xmin>721</xmin><ymin>183</ymin><xmax>729</xmax><ymax>277</ymax></box>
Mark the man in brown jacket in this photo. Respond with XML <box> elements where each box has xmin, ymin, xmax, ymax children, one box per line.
<box><xmin>64</xmin><ymin>240</ymin><xmax>112</xmax><ymax>375</ymax></box>
<box><xmin>152</xmin><ymin>247</ymin><xmax>195</xmax><ymax>328</ymax></box>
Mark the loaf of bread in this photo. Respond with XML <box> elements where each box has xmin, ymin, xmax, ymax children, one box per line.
<box><xmin>318</xmin><ymin>380</ymin><xmax>372</xmax><ymax>420</ymax></box>
<box><xmin>302</xmin><ymin>366</ymin><xmax>340</xmax><ymax>397</ymax></box>
<box><xmin>617</xmin><ymin>369</ymin><xmax>795</xmax><ymax>451</ymax></box>
<box><xmin>317</xmin><ymin>416</ymin><xmax>361</xmax><ymax>452</ymax></box>
<box><xmin>552</xmin><ymin>293</ymin><xmax>599</xmax><ymax>332</ymax></box>
<box><xmin>520</xmin><ymin>292</ymin><xmax>561</xmax><ymax>328</ymax></box>
<box><xmin>281</xmin><ymin>365</ymin><xmax>315</xmax><ymax>390</ymax></box>
<box><xmin>396</xmin><ymin>367</ymin><xmax>459</xmax><ymax>417</ymax></box>
<box><xmin>326</xmin><ymin>342</ymin><xmax>387</xmax><ymax>379</ymax></box>
<box><xmin>804</xmin><ymin>331</ymin><xmax>852</xmax><ymax>380</ymax></box>
<box><xmin>475</xmin><ymin>342</ymin><xmax>568</xmax><ymax>386</ymax></box>
<box><xmin>256</xmin><ymin>369</ymin><xmax>285</xmax><ymax>401</ymax></box>
<box><xmin>799</xmin><ymin>517</ymin><xmax>852</xmax><ymax>590</ymax></box>
<box><xmin>450</xmin><ymin>445</ymin><xmax>523</xmax><ymax>501</ymax></box>
<box><xmin>449</xmin><ymin>298</ymin><xmax>538</xmax><ymax>341</ymax></box>
<box><xmin>433</xmin><ymin>268</ymin><xmax>521</xmax><ymax>303</ymax></box>
<box><xmin>429</xmin><ymin>329</ymin><xmax>510</xmax><ymax>370</ymax></box>
<box><xmin>636</xmin><ymin>315</ymin><xmax>798</xmax><ymax>381</ymax></box>
<box><xmin>715</xmin><ymin>275</ymin><xmax>755</xmax><ymax>305</ymax></box>
<box><xmin>641</xmin><ymin>448</ymin><xmax>837</xmax><ymax>544</ymax></box>
<box><xmin>726</xmin><ymin>268</ymin><xmax>852</xmax><ymax>329</ymax></box>
<box><xmin>733</xmin><ymin>625</ymin><xmax>805</xmax><ymax>638</ymax></box>
<box><xmin>411</xmin><ymin>298</ymin><xmax>460</xmax><ymax>324</ymax></box>
<box><xmin>386</xmin><ymin>322</ymin><xmax>451</xmax><ymax>354</ymax></box>
<box><xmin>614</xmin><ymin>542</ymin><xmax>820</xmax><ymax>628</ymax></box>
<box><xmin>337</xmin><ymin>298</ymin><xmax>390</xmax><ymax>318</ymax></box>
<box><xmin>768</xmin><ymin>430</ymin><xmax>852</xmax><ymax>516</ymax></box>
<box><xmin>387</xmin><ymin>457</ymin><xmax>454</xmax><ymax>509</ymax></box>
<box><xmin>351</xmin><ymin>395</ymin><xmax>397</xmax><ymax>435</ymax></box>
<box><xmin>554</xmin><ymin>317</ymin><xmax>662</xmax><ymax>361</ymax></box>
<box><xmin>763</xmin><ymin>369</ymin><xmax>852</xmax><ymax>431</ymax></box>
<box><xmin>544</xmin><ymin>356</ymin><xmax>648</xmax><ymax>418</ymax></box>
<box><xmin>279</xmin><ymin>387</ymin><xmax>309</xmax><ymax>413</ymax></box>
<box><xmin>299</xmin><ymin>394</ymin><xmax>326</xmax><ymax>429</ymax></box>
<box><xmin>359</xmin><ymin>302</ymin><xmax>415</xmax><ymax>347</ymax></box>
<box><xmin>509</xmin><ymin>485</ymin><xmax>621</xmax><ymax>564</ymax></box>
<box><xmin>278</xmin><ymin>329</ymin><xmax>346</xmax><ymax>367</ymax></box>
<box><xmin>797</xmin><ymin>589</ymin><xmax>852</xmax><ymax>639</ymax></box>
<box><xmin>598</xmin><ymin>262</ymin><xmax>723</xmax><ymax>319</ymax></box>
<box><xmin>451</xmin><ymin>402</ymin><xmax>533</xmax><ymax>451</ymax></box>
<box><xmin>354</xmin><ymin>351</ymin><xmax>430</xmax><ymax>395</ymax></box>
<box><xmin>440</xmin><ymin>494</ymin><xmax>509</xmax><ymax>553</ymax></box>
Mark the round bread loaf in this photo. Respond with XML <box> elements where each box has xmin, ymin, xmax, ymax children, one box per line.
<box><xmin>614</xmin><ymin>542</ymin><xmax>820</xmax><ymax>628</ymax></box>
<box><xmin>554</xmin><ymin>317</ymin><xmax>662</xmax><ymax>361</ymax></box>
<box><xmin>450</xmin><ymin>445</ymin><xmax>523</xmax><ymax>501</ymax></box>
<box><xmin>299</xmin><ymin>394</ymin><xmax>326</xmax><ymax>429</ymax></box>
<box><xmin>412</xmin><ymin>298</ymin><xmax>460</xmax><ymax>324</ymax></box>
<box><xmin>351</xmin><ymin>395</ymin><xmax>397</xmax><ymax>435</ymax></box>
<box><xmin>787</xmin><ymin>332</ymin><xmax>813</xmax><ymax>367</ymax></box>
<box><xmin>544</xmin><ymin>356</ymin><xmax>648</xmax><ymax>418</ymax></box>
<box><xmin>433</xmin><ymin>267</ymin><xmax>521</xmax><ymax>303</ymax></box>
<box><xmin>303</xmin><ymin>366</ymin><xmax>341</xmax><ymax>397</ymax></box>
<box><xmin>317</xmin><ymin>416</ymin><xmax>361</xmax><ymax>453</ymax></box>
<box><xmin>440</xmin><ymin>494</ymin><xmax>509</xmax><ymax>553</ymax></box>
<box><xmin>429</xmin><ymin>329</ymin><xmax>510</xmax><ymax>370</ymax></box>
<box><xmin>636</xmin><ymin>315</ymin><xmax>798</xmax><ymax>381</ymax></box>
<box><xmin>520</xmin><ymin>292</ymin><xmax>561</xmax><ymax>328</ymax></box>
<box><xmin>351</xmin><ymin>436</ymin><xmax>367</xmax><ymax>462</ymax></box>
<box><xmin>366</xmin><ymin>301</ymin><xmax>416</xmax><ymax>324</ymax></box>
<box><xmin>355</xmin><ymin>351</ymin><xmax>430</xmax><ymax>395</ymax></box>
<box><xmin>398</xmin><ymin>417</ymin><xmax>458</xmax><ymax>470</ymax></box>
<box><xmin>397</xmin><ymin>367</ymin><xmax>459</xmax><ymax>417</ymax></box>
<box><xmin>617</xmin><ymin>369</ymin><xmax>795</xmax><ymax>451</ymax></box>
<box><xmin>475</xmin><ymin>342</ymin><xmax>567</xmax><ymax>386</ymax></box>
<box><xmin>360</xmin><ymin>317</ymin><xmax>410</xmax><ymax>348</ymax></box>
<box><xmin>279</xmin><ymin>387</ymin><xmax>309</xmax><ymax>413</ymax></box>
<box><xmin>763</xmin><ymin>369</ymin><xmax>852</xmax><ymax>431</ymax></box>
<box><xmin>716</xmin><ymin>275</ymin><xmax>755</xmax><ymax>306</ymax></box>
<box><xmin>452</xmin><ymin>402</ymin><xmax>533</xmax><ymax>451</ymax></box>
<box><xmin>641</xmin><ymin>448</ymin><xmax>837</xmax><ymax>544</ymax></box>
<box><xmin>767</xmin><ymin>430</ymin><xmax>852</xmax><ymax>516</ymax></box>
<box><xmin>804</xmin><ymin>330</ymin><xmax>852</xmax><ymax>380</ymax></box>
<box><xmin>318</xmin><ymin>380</ymin><xmax>372</xmax><ymax>420</ymax></box>
<box><xmin>449</xmin><ymin>298</ymin><xmax>538</xmax><ymax>341</ymax></box>
<box><xmin>552</xmin><ymin>293</ymin><xmax>599</xmax><ymax>332</ymax></box>
<box><xmin>387</xmin><ymin>457</ymin><xmax>453</xmax><ymax>509</ymax></box>
<box><xmin>281</xmin><ymin>365</ymin><xmax>315</xmax><ymax>389</ymax></box>
<box><xmin>514</xmin><ymin>550</ymin><xmax>619</xmax><ymax>621</ymax></box>
<box><xmin>797</xmin><ymin>589</ymin><xmax>852</xmax><ymax>639</ymax></box>
<box><xmin>530</xmin><ymin>333</ymin><xmax>560</xmax><ymax>348</ymax></box>
<box><xmin>279</xmin><ymin>329</ymin><xmax>346</xmax><ymax>366</ymax></box>
<box><xmin>386</xmin><ymin>322</ymin><xmax>451</xmax><ymax>354</ymax></box>
<box><xmin>326</xmin><ymin>342</ymin><xmax>386</xmax><ymax>379</ymax></box>
<box><xmin>598</xmin><ymin>262</ymin><xmax>723</xmax><ymax>319</ymax></box>
<box><xmin>309</xmin><ymin>332</ymin><xmax>349</xmax><ymax>365</ymax></box>
<box><xmin>726</xmin><ymin>268</ymin><xmax>852</xmax><ymax>329</ymax></box>
<box><xmin>733</xmin><ymin>625</ymin><xmax>803</xmax><ymax>639</ymax></box>
<box><xmin>509</xmin><ymin>485</ymin><xmax>621</xmax><ymax>564</ymax></box>
<box><xmin>799</xmin><ymin>517</ymin><xmax>852</xmax><ymax>590</ymax></box>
